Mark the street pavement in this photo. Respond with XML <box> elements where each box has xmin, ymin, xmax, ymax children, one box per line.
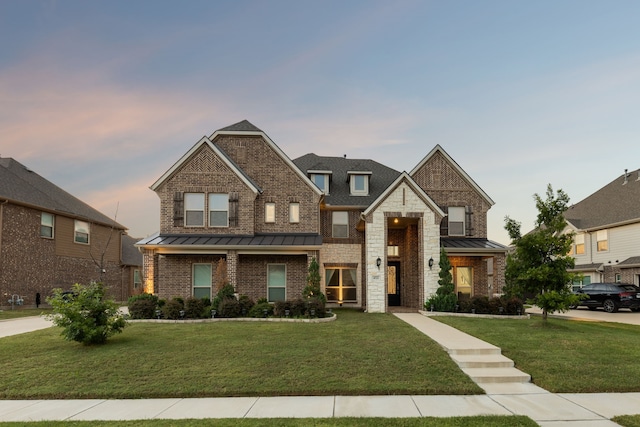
<box><xmin>1</xmin><ymin>309</ymin><xmax>639</xmax><ymax>425</ymax></box>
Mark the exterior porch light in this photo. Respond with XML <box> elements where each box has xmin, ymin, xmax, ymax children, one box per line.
<box><xmin>376</xmin><ymin>257</ymin><xmax>382</xmax><ymax>269</ymax></box>
<box><xmin>428</xmin><ymin>257</ymin><xmax>434</xmax><ymax>269</ymax></box>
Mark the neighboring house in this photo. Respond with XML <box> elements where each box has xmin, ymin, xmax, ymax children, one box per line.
<box><xmin>565</xmin><ymin>168</ymin><xmax>640</xmax><ymax>289</ymax></box>
<box><xmin>0</xmin><ymin>157</ymin><xmax>141</xmax><ymax>308</ymax></box>
<box><xmin>137</xmin><ymin>120</ymin><xmax>507</xmax><ymax>313</ymax></box>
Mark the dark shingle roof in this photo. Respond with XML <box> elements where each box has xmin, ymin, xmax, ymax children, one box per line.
<box><xmin>293</xmin><ymin>154</ymin><xmax>401</xmax><ymax>207</ymax></box>
<box><xmin>565</xmin><ymin>168</ymin><xmax>640</xmax><ymax>230</ymax></box>
<box><xmin>0</xmin><ymin>157</ymin><xmax>125</xmax><ymax>229</ymax></box>
<box><xmin>121</xmin><ymin>235</ymin><xmax>143</xmax><ymax>266</ymax></box>
<box><xmin>217</xmin><ymin>120</ymin><xmax>263</xmax><ymax>132</ymax></box>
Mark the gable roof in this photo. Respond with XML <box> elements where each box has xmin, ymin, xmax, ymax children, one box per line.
<box><xmin>0</xmin><ymin>157</ymin><xmax>125</xmax><ymax>229</ymax></box>
<box><xmin>410</xmin><ymin>145</ymin><xmax>495</xmax><ymax>206</ymax></box>
<box><xmin>293</xmin><ymin>154</ymin><xmax>401</xmax><ymax>207</ymax></box>
<box><xmin>565</xmin><ymin>168</ymin><xmax>640</xmax><ymax>230</ymax></box>
<box><xmin>150</xmin><ymin>135</ymin><xmax>262</xmax><ymax>193</ymax></box>
<box><xmin>363</xmin><ymin>172</ymin><xmax>445</xmax><ymax>217</ymax></box>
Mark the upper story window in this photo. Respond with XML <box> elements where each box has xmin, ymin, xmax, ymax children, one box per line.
<box><xmin>184</xmin><ymin>193</ymin><xmax>205</xmax><ymax>227</ymax></box>
<box><xmin>574</xmin><ymin>234</ymin><xmax>585</xmax><ymax>255</ymax></box>
<box><xmin>289</xmin><ymin>202</ymin><xmax>300</xmax><ymax>223</ymax></box>
<box><xmin>448</xmin><ymin>207</ymin><xmax>465</xmax><ymax>236</ymax></box>
<box><xmin>596</xmin><ymin>230</ymin><xmax>608</xmax><ymax>252</ymax></box>
<box><xmin>310</xmin><ymin>173</ymin><xmax>330</xmax><ymax>193</ymax></box>
<box><xmin>348</xmin><ymin>172</ymin><xmax>371</xmax><ymax>196</ymax></box>
<box><xmin>265</xmin><ymin>202</ymin><xmax>276</xmax><ymax>223</ymax></box>
<box><xmin>209</xmin><ymin>193</ymin><xmax>228</xmax><ymax>227</ymax></box>
<box><xmin>41</xmin><ymin>212</ymin><xmax>54</xmax><ymax>238</ymax></box>
<box><xmin>74</xmin><ymin>220</ymin><xmax>90</xmax><ymax>244</ymax></box>
<box><xmin>332</xmin><ymin>211</ymin><xmax>349</xmax><ymax>238</ymax></box>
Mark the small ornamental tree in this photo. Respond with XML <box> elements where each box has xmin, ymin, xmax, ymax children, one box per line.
<box><xmin>47</xmin><ymin>282</ymin><xmax>126</xmax><ymax>345</ymax></box>
<box><xmin>425</xmin><ymin>248</ymin><xmax>457</xmax><ymax>312</ymax></box>
<box><xmin>504</xmin><ymin>184</ymin><xmax>582</xmax><ymax>320</ymax></box>
<box><xmin>303</xmin><ymin>257</ymin><xmax>326</xmax><ymax>303</ymax></box>
<box><xmin>214</xmin><ymin>258</ymin><xmax>229</xmax><ymax>292</ymax></box>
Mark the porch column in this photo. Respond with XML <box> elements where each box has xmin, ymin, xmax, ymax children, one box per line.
<box><xmin>227</xmin><ymin>250</ymin><xmax>238</xmax><ymax>288</ymax></box>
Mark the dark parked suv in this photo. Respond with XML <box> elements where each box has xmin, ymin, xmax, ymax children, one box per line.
<box><xmin>574</xmin><ymin>283</ymin><xmax>640</xmax><ymax>313</ymax></box>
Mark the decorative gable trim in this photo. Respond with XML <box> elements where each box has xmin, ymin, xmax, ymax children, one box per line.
<box><xmin>150</xmin><ymin>136</ymin><xmax>261</xmax><ymax>194</ymax></box>
<box><xmin>409</xmin><ymin>144</ymin><xmax>495</xmax><ymax>206</ymax></box>
<box><xmin>363</xmin><ymin>172</ymin><xmax>445</xmax><ymax>218</ymax></box>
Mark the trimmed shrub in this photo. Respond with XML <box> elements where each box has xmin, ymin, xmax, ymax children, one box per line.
<box><xmin>238</xmin><ymin>295</ymin><xmax>254</xmax><ymax>316</ymax></box>
<box><xmin>129</xmin><ymin>298</ymin><xmax>157</xmax><ymax>319</ymax></box>
<box><xmin>218</xmin><ymin>297</ymin><xmax>241</xmax><ymax>318</ymax></box>
<box><xmin>162</xmin><ymin>298</ymin><xmax>184</xmax><ymax>320</ymax></box>
<box><xmin>249</xmin><ymin>301</ymin><xmax>273</xmax><ymax>318</ymax></box>
<box><xmin>504</xmin><ymin>296</ymin><xmax>524</xmax><ymax>315</ymax></box>
<box><xmin>306</xmin><ymin>297</ymin><xmax>326</xmax><ymax>318</ymax></box>
<box><xmin>212</xmin><ymin>283</ymin><xmax>236</xmax><ymax>312</ymax></box>
<box><xmin>185</xmin><ymin>297</ymin><xmax>206</xmax><ymax>319</ymax></box>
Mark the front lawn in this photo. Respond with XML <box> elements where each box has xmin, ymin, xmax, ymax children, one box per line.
<box><xmin>435</xmin><ymin>316</ymin><xmax>640</xmax><ymax>393</ymax></box>
<box><xmin>0</xmin><ymin>308</ymin><xmax>51</xmax><ymax>320</ymax></box>
<box><xmin>0</xmin><ymin>309</ymin><xmax>482</xmax><ymax>399</ymax></box>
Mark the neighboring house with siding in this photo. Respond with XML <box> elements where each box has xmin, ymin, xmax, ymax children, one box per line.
<box><xmin>565</xmin><ymin>168</ymin><xmax>640</xmax><ymax>289</ymax></box>
<box><xmin>137</xmin><ymin>120</ymin><xmax>507</xmax><ymax>312</ymax></box>
<box><xmin>0</xmin><ymin>157</ymin><xmax>141</xmax><ymax>307</ymax></box>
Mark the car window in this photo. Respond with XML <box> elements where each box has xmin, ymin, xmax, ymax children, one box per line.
<box><xmin>620</xmin><ymin>285</ymin><xmax>637</xmax><ymax>292</ymax></box>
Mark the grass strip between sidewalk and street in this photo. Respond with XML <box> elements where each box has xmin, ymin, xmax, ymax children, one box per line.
<box><xmin>435</xmin><ymin>315</ymin><xmax>640</xmax><ymax>393</ymax></box>
<box><xmin>0</xmin><ymin>309</ymin><xmax>482</xmax><ymax>399</ymax></box>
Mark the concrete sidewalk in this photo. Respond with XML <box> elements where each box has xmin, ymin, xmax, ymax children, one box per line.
<box><xmin>1</xmin><ymin>313</ymin><xmax>638</xmax><ymax>425</ymax></box>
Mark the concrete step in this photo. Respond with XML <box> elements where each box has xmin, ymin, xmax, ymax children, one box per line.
<box><xmin>452</xmin><ymin>353</ymin><xmax>514</xmax><ymax>369</ymax></box>
<box><xmin>447</xmin><ymin>347</ymin><xmax>502</xmax><ymax>356</ymax></box>
<box><xmin>462</xmin><ymin>367</ymin><xmax>531</xmax><ymax>384</ymax></box>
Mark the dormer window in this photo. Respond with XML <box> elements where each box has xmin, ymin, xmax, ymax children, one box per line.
<box><xmin>309</xmin><ymin>171</ymin><xmax>331</xmax><ymax>194</ymax></box>
<box><xmin>348</xmin><ymin>171</ymin><xmax>371</xmax><ymax>196</ymax></box>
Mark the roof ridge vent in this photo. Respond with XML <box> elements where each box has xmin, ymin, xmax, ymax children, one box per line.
<box><xmin>623</xmin><ymin>169</ymin><xmax>629</xmax><ymax>185</ymax></box>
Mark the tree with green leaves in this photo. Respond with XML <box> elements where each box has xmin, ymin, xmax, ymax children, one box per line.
<box><xmin>303</xmin><ymin>257</ymin><xmax>326</xmax><ymax>303</ymax></box>
<box><xmin>504</xmin><ymin>184</ymin><xmax>580</xmax><ymax>320</ymax></box>
<box><xmin>425</xmin><ymin>248</ymin><xmax>457</xmax><ymax>312</ymax></box>
<box><xmin>47</xmin><ymin>282</ymin><xmax>126</xmax><ymax>345</ymax></box>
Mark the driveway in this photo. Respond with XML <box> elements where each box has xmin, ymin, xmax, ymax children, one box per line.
<box><xmin>527</xmin><ymin>306</ymin><xmax>640</xmax><ymax>326</ymax></box>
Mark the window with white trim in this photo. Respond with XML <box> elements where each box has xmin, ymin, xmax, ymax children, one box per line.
<box><xmin>310</xmin><ymin>174</ymin><xmax>329</xmax><ymax>193</ymax></box>
<box><xmin>184</xmin><ymin>193</ymin><xmax>205</xmax><ymax>227</ymax></box>
<box><xmin>209</xmin><ymin>193</ymin><xmax>229</xmax><ymax>227</ymax></box>
<box><xmin>193</xmin><ymin>263</ymin><xmax>212</xmax><ymax>299</ymax></box>
<box><xmin>448</xmin><ymin>207</ymin><xmax>465</xmax><ymax>236</ymax></box>
<box><xmin>596</xmin><ymin>230</ymin><xmax>608</xmax><ymax>252</ymax></box>
<box><xmin>289</xmin><ymin>202</ymin><xmax>300</xmax><ymax>223</ymax></box>
<box><xmin>325</xmin><ymin>268</ymin><xmax>357</xmax><ymax>302</ymax></box>
<box><xmin>332</xmin><ymin>211</ymin><xmax>349</xmax><ymax>238</ymax></box>
<box><xmin>575</xmin><ymin>234</ymin><xmax>585</xmax><ymax>255</ymax></box>
<box><xmin>74</xmin><ymin>220</ymin><xmax>89</xmax><ymax>244</ymax></box>
<box><xmin>41</xmin><ymin>212</ymin><xmax>54</xmax><ymax>238</ymax></box>
<box><xmin>349</xmin><ymin>174</ymin><xmax>369</xmax><ymax>196</ymax></box>
<box><xmin>265</xmin><ymin>202</ymin><xmax>275</xmax><ymax>223</ymax></box>
<box><xmin>133</xmin><ymin>269</ymin><xmax>142</xmax><ymax>289</ymax></box>
<box><xmin>267</xmin><ymin>264</ymin><xmax>286</xmax><ymax>302</ymax></box>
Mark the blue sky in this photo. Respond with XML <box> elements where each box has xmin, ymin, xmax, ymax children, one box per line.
<box><xmin>2</xmin><ymin>0</ymin><xmax>639</xmax><ymax>244</ymax></box>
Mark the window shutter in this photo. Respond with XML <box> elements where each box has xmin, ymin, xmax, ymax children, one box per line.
<box><xmin>229</xmin><ymin>192</ymin><xmax>239</xmax><ymax>227</ymax></box>
<box><xmin>440</xmin><ymin>207</ymin><xmax>449</xmax><ymax>236</ymax></box>
<box><xmin>465</xmin><ymin>206</ymin><xmax>473</xmax><ymax>237</ymax></box>
<box><xmin>173</xmin><ymin>192</ymin><xmax>184</xmax><ymax>227</ymax></box>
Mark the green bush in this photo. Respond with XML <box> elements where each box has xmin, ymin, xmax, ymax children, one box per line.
<box><xmin>218</xmin><ymin>297</ymin><xmax>241</xmax><ymax>318</ymax></box>
<box><xmin>238</xmin><ymin>295</ymin><xmax>254</xmax><ymax>316</ymax></box>
<box><xmin>468</xmin><ymin>296</ymin><xmax>491</xmax><ymax>314</ymax></box>
<box><xmin>248</xmin><ymin>301</ymin><xmax>273</xmax><ymax>318</ymax></box>
<box><xmin>129</xmin><ymin>298</ymin><xmax>157</xmax><ymax>319</ymax></box>
<box><xmin>212</xmin><ymin>284</ymin><xmax>236</xmax><ymax>311</ymax></box>
<box><xmin>184</xmin><ymin>297</ymin><xmax>206</xmax><ymax>319</ymax></box>
<box><xmin>162</xmin><ymin>298</ymin><xmax>184</xmax><ymax>319</ymax></box>
<box><xmin>46</xmin><ymin>282</ymin><xmax>126</xmax><ymax>345</ymax></box>
<box><xmin>306</xmin><ymin>297</ymin><xmax>326</xmax><ymax>318</ymax></box>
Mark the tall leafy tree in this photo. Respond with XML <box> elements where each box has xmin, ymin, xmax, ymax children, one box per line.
<box><xmin>504</xmin><ymin>184</ymin><xmax>579</xmax><ymax>320</ymax></box>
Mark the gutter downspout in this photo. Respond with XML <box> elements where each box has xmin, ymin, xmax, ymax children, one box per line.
<box><xmin>0</xmin><ymin>199</ymin><xmax>7</xmax><ymax>259</ymax></box>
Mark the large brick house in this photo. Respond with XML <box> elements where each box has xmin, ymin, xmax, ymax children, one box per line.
<box><xmin>0</xmin><ymin>157</ymin><xmax>142</xmax><ymax>308</ymax></box>
<box><xmin>137</xmin><ymin>120</ymin><xmax>507</xmax><ymax>312</ymax></box>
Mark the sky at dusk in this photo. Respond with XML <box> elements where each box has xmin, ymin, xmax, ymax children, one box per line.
<box><xmin>2</xmin><ymin>1</ymin><xmax>639</xmax><ymax>245</ymax></box>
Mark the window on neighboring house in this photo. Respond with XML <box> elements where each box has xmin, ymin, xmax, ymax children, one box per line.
<box><xmin>615</xmin><ymin>273</ymin><xmax>622</xmax><ymax>283</ymax></box>
<box><xmin>209</xmin><ymin>193</ymin><xmax>229</xmax><ymax>227</ymax></box>
<box><xmin>325</xmin><ymin>268</ymin><xmax>357</xmax><ymax>302</ymax></box>
<box><xmin>448</xmin><ymin>207</ymin><xmax>465</xmax><ymax>236</ymax></box>
<box><xmin>575</xmin><ymin>234</ymin><xmax>585</xmax><ymax>255</ymax></box>
<box><xmin>349</xmin><ymin>173</ymin><xmax>369</xmax><ymax>196</ymax></box>
<box><xmin>265</xmin><ymin>202</ymin><xmax>276</xmax><ymax>223</ymax></box>
<box><xmin>74</xmin><ymin>220</ymin><xmax>89</xmax><ymax>244</ymax></box>
<box><xmin>310</xmin><ymin>174</ymin><xmax>329</xmax><ymax>193</ymax></box>
<box><xmin>267</xmin><ymin>264</ymin><xmax>286</xmax><ymax>302</ymax></box>
<box><xmin>289</xmin><ymin>202</ymin><xmax>300</xmax><ymax>223</ymax></box>
<box><xmin>332</xmin><ymin>211</ymin><xmax>349</xmax><ymax>238</ymax></box>
<box><xmin>41</xmin><ymin>212</ymin><xmax>54</xmax><ymax>238</ymax></box>
<box><xmin>133</xmin><ymin>269</ymin><xmax>142</xmax><ymax>289</ymax></box>
<box><xmin>193</xmin><ymin>263</ymin><xmax>212</xmax><ymax>299</ymax></box>
<box><xmin>596</xmin><ymin>230</ymin><xmax>608</xmax><ymax>252</ymax></box>
<box><xmin>184</xmin><ymin>193</ymin><xmax>205</xmax><ymax>227</ymax></box>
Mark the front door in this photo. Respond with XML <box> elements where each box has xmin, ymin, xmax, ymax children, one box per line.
<box><xmin>387</xmin><ymin>262</ymin><xmax>401</xmax><ymax>306</ymax></box>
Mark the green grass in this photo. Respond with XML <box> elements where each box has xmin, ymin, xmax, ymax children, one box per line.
<box><xmin>435</xmin><ymin>316</ymin><xmax>640</xmax><ymax>393</ymax></box>
<box><xmin>615</xmin><ymin>415</ymin><xmax>640</xmax><ymax>427</ymax></box>
<box><xmin>0</xmin><ymin>308</ymin><xmax>51</xmax><ymax>320</ymax></box>
<box><xmin>0</xmin><ymin>417</ymin><xmax>538</xmax><ymax>427</ymax></box>
<box><xmin>0</xmin><ymin>309</ymin><xmax>482</xmax><ymax>399</ymax></box>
